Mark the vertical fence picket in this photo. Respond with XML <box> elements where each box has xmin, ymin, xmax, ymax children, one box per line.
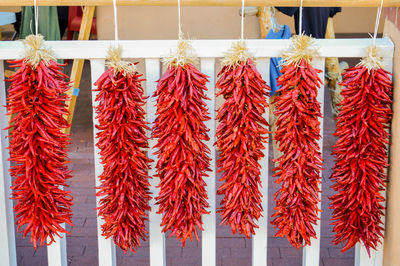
<box><xmin>47</xmin><ymin>225</ymin><xmax>67</xmax><ymax>266</ymax></box>
<box><xmin>145</xmin><ymin>58</ymin><xmax>166</xmax><ymax>266</ymax></box>
<box><xmin>201</xmin><ymin>58</ymin><xmax>216</xmax><ymax>266</ymax></box>
<box><xmin>252</xmin><ymin>58</ymin><xmax>270</xmax><ymax>266</ymax></box>
<box><xmin>90</xmin><ymin>59</ymin><xmax>117</xmax><ymax>266</ymax></box>
<box><xmin>354</xmin><ymin>50</ymin><xmax>394</xmax><ymax>266</ymax></box>
<box><xmin>302</xmin><ymin>57</ymin><xmax>325</xmax><ymax>266</ymax></box>
<box><xmin>0</xmin><ymin>60</ymin><xmax>17</xmax><ymax>266</ymax></box>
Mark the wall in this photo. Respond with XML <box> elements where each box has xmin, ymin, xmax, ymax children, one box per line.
<box><xmin>383</xmin><ymin>9</ymin><xmax>400</xmax><ymax>266</ymax></box>
<box><xmin>97</xmin><ymin>7</ymin><xmax>385</xmax><ymax>40</ymax></box>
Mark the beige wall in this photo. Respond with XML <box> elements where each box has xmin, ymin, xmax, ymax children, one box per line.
<box><xmin>97</xmin><ymin>7</ymin><xmax>385</xmax><ymax>40</ymax></box>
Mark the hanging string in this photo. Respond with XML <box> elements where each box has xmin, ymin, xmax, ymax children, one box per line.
<box><xmin>372</xmin><ymin>0</ymin><xmax>384</xmax><ymax>45</ymax></box>
<box><xmin>34</xmin><ymin>0</ymin><xmax>39</xmax><ymax>35</ymax></box>
<box><xmin>299</xmin><ymin>0</ymin><xmax>303</xmax><ymax>35</ymax></box>
<box><xmin>178</xmin><ymin>0</ymin><xmax>182</xmax><ymax>38</ymax></box>
<box><xmin>240</xmin><ymin>0</ymin><xmax>245</xmax><ymax>40</ymax></box>
<box><xmin>112</xmin><ymin>0</ymin><xmax>119</xmax><ymax>41</ymax></box>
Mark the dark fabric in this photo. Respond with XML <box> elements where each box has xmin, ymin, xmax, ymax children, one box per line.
<box><xmin>57</xmin><ymin>6</ymin><xmax>69</xmax><ymax>38</ymax></box>
<box><xmin>276</xmin><ymin>7</ymin><xmax>341</xmax><ymax>38</ymax></box>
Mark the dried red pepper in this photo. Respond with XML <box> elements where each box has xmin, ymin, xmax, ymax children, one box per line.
<box><xmin>94</xmin><ymin>47</ymin><xmax>152</xmax><ymax>252</ymax></box>
<box><xmin>215</xmin><ymin>41</ymin><xmax>270</xmax><ymax>237</ymax></box>
<box><xmin>271</xmin><ymin>35</ymin><xmax>323</xmax><ymax>249</ymax></box>
<box><xmin>152</xmin><ymin>41</ymin><xmax>211</xmax><ymax>246</ymax></box>
<box><xmin>330</xmin><ymin>46</ymin><xmax>392</xmax><ymax>255</ymax></box>
<box><xmin>6</xmin><ymin>35</ymin><xmax>73</xmax><ymax>249</ymax></box>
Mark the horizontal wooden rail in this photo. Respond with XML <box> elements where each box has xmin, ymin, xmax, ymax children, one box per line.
<box><xmin>0</xmin><ymin>38</ymin><xmax>394</xmax><ymax>59</ymax></box>
<box><xmin>1</xmin><ymin>0</ymin><xmax>400</xmax><ymax>7</ymax></box>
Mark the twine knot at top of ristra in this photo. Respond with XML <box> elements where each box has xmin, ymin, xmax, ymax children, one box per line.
<box><xmin>281</xmin><ymin>34</ymin><xmax>319</xmax><ymax>66</ymax></box>
<box><xmin>163</xmin><ymin>32</ymin><xmax>197</xmax><ymax>67</ymax></box>
<box><xmin>358</xmin><ymin>45</ymin><xmax>384</xmax><ymax>70</ymax></box>
<box><xmin>106</xmin><ymin>45</ymin><xmax>137</xmax><ymax>76</ymax></box>
<box><xmin>23</xmin><ymin>34</ymin><xmax>55</xmax><ymax>68</ymax></box>
<box><xmin>221</xmin><ymin>40</ymin><xmax>254</xmax><ymax>67</ymax></box>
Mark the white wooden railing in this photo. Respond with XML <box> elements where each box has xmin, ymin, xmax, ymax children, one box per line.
<box><xmin>0</xmin><ymin>38</ymin><xmax>394</xmax><ymax>266</ymax></box>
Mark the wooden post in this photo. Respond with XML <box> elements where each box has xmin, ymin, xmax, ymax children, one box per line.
<box><xmin>64</xmin><ymin>6</ymin><xmax>95</xmax><ymax>134</ymax></box>
<box><xmin>382</xmin><ymin>18</ymin><xmax>400</xmax><ymax>266</ymax></box>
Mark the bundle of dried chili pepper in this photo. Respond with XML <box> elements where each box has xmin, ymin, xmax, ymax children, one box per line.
<box><xmin>215</xmin><ymin>41</ymin><xmax>270</xmax><ymax>237</ymax></box>
<box><xmin>152</xmin><ymin>39</ymin><xmax>211</xmax><ymax>247</ymax></box>
<box><xmin>271</xmin><ymin>35</ymin><xmax>323</xmax><ymax>248</ymax></box>
<box><xmin>330</xmin><ymin>45</ymin><xmax>392</xmax><ymax>255</ymax></box>
<box><xmin>94</xmin><ymin>47</ymin><xmax>152</xmax><ymax>253</ymax></box>
<box><xmin>6</xmin><ymin>34</ymin><xmax>73</xmax><ymax>249</ymax></box>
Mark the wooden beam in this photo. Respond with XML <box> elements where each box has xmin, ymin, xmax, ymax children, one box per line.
<box><xmin>1</xmin><ymin>0</ymin><xmax>400</xmax><ymax>7</ymax></box>
<box><xmin>64</xmin><ymin>6</ymin><xmax>95</xmax><ymax>134</ymax></box>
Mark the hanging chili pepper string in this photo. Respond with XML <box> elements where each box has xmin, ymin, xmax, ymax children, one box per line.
<box><xmin>112</xmin><ymin>0</ymin><xmax>119</xmax><ymax>42</ymax></box>
<box><xmin>7</xmin><ymin>34</ymin><xmax>73</xmax><ymax>249</ymax></box>
<box><xmin>330</xmin><ymin>0</ymin><xmax>391</xmax><ymax>255</ymax></box>
<box><xmin>240</xmin><ymin>0</ymin><xmax>245</xmax><ymax>40</ymax></box>
<box><xmin>94</xmin><ymin>0</ymin><xmax>152</xmax><ymax>252</ymax></box>
<box><xmin>271</xmin><ymin>35</ymin><xmax>323</xmax><ymax>248</ymax></box>
<box><xmin>299</xmin><ymin>0</ymin><xmax>303</xmax><ymax>34</ymax></box>
<box><xmin>216</xmin><ymin>41</ymin><xmax>270</xmax><ymax>238</ymax></box>
<box><xmin>153</xmin><ymin>0</ymin><xmax>211</xmax><ymax>246</ymax></box>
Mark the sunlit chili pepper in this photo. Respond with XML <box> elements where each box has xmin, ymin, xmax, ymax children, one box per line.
<box><xmin>330</xmin><ymin>50</ymin><xmax>392</xmax><ymax>255</ymax></box>
<box><xmin>216</xmin><ymin>56</ymin><xmax>270</xmax><ymax>238</ymax></box>
<box><xmin>94</xmin><ymin>56</ymin><xmax>152</xmax><ymax>253</ymax></box>
<box><xmin>152</xmin><ymin>62</ymin><xmax>211</xmax><ymax>247</ymax></box>
<box><xmin>271</xmin><ymin>57</ymin><xmax>323</xmax><ymax>249</ymax></box>
<box><xmin>6</xmin><ymin>35</ymin><xmax>73</xmax><ymax>249</ymax></box>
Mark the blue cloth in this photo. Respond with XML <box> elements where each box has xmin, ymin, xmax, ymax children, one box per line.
<box><xmin>0</xmin><ymin>12</ymin><xmax>16</xmax><ymax>26</ymax></box>
<box><xmin>265</xmin><ymin>24</ymin><xmax>291</xmax><ymax>95</ymax></box>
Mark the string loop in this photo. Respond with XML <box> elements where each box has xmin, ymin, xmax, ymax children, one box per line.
<box><xmin>112</xmin><ymin>0</ymin><xmax>119</xmax><ymax>42</ymax></box>
<box><xmin>33</xmin><ymin>0</ymin><xmax>39</xmax><ymax>35</ymax></box>
<box><xmin>241</xmin><ymin>0</ymin><xmax>245</xmax><ymax>40</ymax></box>
<box><xmin>299</xmin><ymin>0</ymin><xmax>303</xmax><ymax>35</ymax></box>
<box><xmin>373</xmin><ymin>0</ymin><xmax>384</xmax><ymax>45</ymax></box>
<box><xmin>178</xmin><ymin>0</ymin><xmax>182</xmax><ymax>38</ymax></box>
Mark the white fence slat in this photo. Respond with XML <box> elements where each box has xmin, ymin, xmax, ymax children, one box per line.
<box><xmin>201</xmin><ymin>58</ymin><xmax>216</xmax><ymax>266</ymax></box>
<box><xmin>302</xmin><ymin>57</ymin><xmax>325</xmax><ymax>266</ymax></box>
<box><xmin>252</xmin><ymin>58</ymin><xmax>270</xmax><ymax>266</ymax></box>
<box><xmin>354</xmin><ymin>47</ymin><xmax>394</xmax><ymax>266</ymax></box>
<box><xmin>90</xmin><ymin>59</ymin><xmax>117</xmax><ymax>266</ymax></box>
<box><xmin>145</xmin><ymin>58</ymin><xmax>166</xmax><ymax>266</ymax></box>
<box><xmin>0</xmin><ymin>38</ymin><xmax>393</xmax><ymax>60</ymax></box>
<box><xmin>47</xmin><ymin>223</ymin><xmax>67</xmax><ymax>266</ymax></box>
<box><xmin>0</xmin><ymin>60</ymin><xmax>17</xmax><ymax>266</ymax></box>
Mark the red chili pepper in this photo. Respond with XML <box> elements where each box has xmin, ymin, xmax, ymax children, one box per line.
<box><xmin>330</xmin><ymin>65</ymin><xmax>392</xmax><ymax>256</ymax></box>
<box><xmin>152</xmin><ymin>63</ymin><xmax>211</xmax><ymax>247</ymax></box>
<box><xmin>6</xmin><ymin>58</ymin><xmax>73</xmax><ymax>249</ymax></box>
<box><xmin>94</xmin><ymin>65</ymin><xmax>152</xmax><ymax>253</ymax></box>
<box><xmin>271</xmin><ymin>58</ymin><xmax>323</xmax><ymax>249</ymax></box>
<box><xmin>215</xmin><ymin>58</ymin><xmax>270</xmax><ymax>238</ymax></box>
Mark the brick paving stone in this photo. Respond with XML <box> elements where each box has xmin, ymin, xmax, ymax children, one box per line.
<box><xmin>271</xmin><ymin>258</ymin><xmax>302</xmax><ymax>266</ymax></box>
<box><xmin>268</xmin><ymin>247</ymin><xmax>280</xmax><ymax>258</ymax></box>
<box><xmin>322</xmin><ymin>257</ymin><xmax>353</xmax><ymax>266</ymax></box>
<box><xmin>217</xmin><ymin>237</ymin><xmax>246</xmax><ymax>248</ymax></box>
<box><xmin>230</xmin><ymin>247</ymin><xmax>251</xmax><ymax>259</ymax></box>
<box><xmin>279</xmin><ymin>247</ymin><xmax>302</xmax><ymax>258</ymax></box>
<box><xmin>222</xmin><ymin>257</ymin><xmax>251</xmax><ymax>266</ymax></box>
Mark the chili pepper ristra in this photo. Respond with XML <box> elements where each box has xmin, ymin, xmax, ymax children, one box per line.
<box><xmin>271</xmin><ymin>35</ymin><xmax>323</xmax><ymax>249</ymax></box>
<box><xmin>6</xmin><ymin>34</ymin><xmax>73</xmax><ymax>249</ymax></box>
<box><xmin>94</xmin><ymin>46</ymin><xmax>152</xmax><ymax>252</ymax></box>
<box><xmin>152</xmin><ymin>37</ymin><xmax>211</xmax><ymax>246</ymax></box>
<box><xmin>216</xmin><ymin>41</ymin><xmax>270</xmax><ymax>237</ymax></box>
<box><xmin>330</xmin><ymin>45</ymin><xmax>392</xmax><ymax>255</ymax></box>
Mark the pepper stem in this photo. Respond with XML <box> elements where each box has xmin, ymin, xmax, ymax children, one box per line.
<box><xmin>23</xmin><ymin>34</ymin><xmax>55</xmax><ymax>68</ymax></box>
<box><xmin>221</xmin><ymin>40</ymin><xmax>253</xmax><ymax>67</ymax></box>
<box><xmin>358</xmin><ymin>45</ymin><xmax>384</xmax><ymax>70</ymax></box>
<box><xmin>106</xmin><ymin>45</ymin><xmax>136</xmax><ymax>76</ymax></box>
<box><xmin>163</xmin><ymin>32</ymin><xmax>197</xmax><ymax>67</ymax></box>
<box><xmin>281</xmin><ymin>34</ymin><xmax>319</xmax><ymax>67</ymax></box>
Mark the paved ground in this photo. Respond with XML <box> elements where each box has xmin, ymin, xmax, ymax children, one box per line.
<box><xmin>11</xmin><ymin>60</ymin><xmax>356</xmax><ymax>266</ymax></box>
